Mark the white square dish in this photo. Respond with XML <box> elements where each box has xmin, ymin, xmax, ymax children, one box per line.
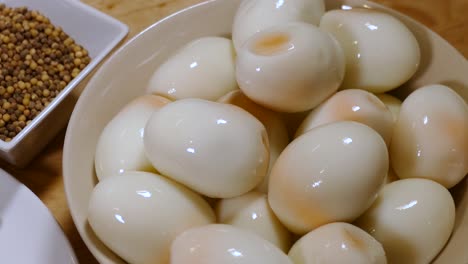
<box><xmin>0</xmin><ymin>0</ymin><xmax>128</xmax><ymax>166</ymax></box>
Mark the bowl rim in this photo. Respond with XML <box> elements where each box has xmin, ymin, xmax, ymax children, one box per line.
<box><xmin>0</xmin><ymin>0</ymin><xmax>128</xmax><ymax>151</ymax></box>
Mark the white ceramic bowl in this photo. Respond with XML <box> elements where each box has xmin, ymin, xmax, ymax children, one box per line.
<box><xmin>0</xmin><ymin>0</ymin><xmax>128</xmax><ymax>166</ymax></box>
<box><xmin>63</xmin><ymin>0</ymin><xmax>468</xmax><ymax>263</ymax></box>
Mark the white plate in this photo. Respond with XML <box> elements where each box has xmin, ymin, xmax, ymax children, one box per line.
<box><xmin>0</xmin><ymin>169</ymin><xmax>77</xmax><ymax>264</ymax></box>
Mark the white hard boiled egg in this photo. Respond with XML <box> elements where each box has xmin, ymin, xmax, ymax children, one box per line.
<box><xmin>232</xmin><ymin>0</ymin><xmax>325</xmax><ymax>51</ymax></box>
<box><xmin>390</xmin><ymin>84</ymin><xmax>468</xmax><ymax>188</ymax></box>
<box><xmin>215</xmin><ymin>191</ymin><xmax>292</xmax><ymax>252</ymax></box>
<box><xmin>94</xmin><ymin>95</ymin><xmax>171</xmax><ymax>180</ymax></box>
<box><xmin>288</xmin><ymin>222</ymin><xmax>387</xmax><ymax>264</ymax></box>
<box><xmin>376</xmin><ymin>93</ymin><xmax>402</xmax><ymax>122</ymax></box>
<box><xmin>295</xmin><ymin>89</ymin><xmax>394</xmax><ymax>145</ymax></box>
<box><xmin>320</xmin><ymin>8</ymin><xmax>420</xmax><ymax>93</ymax></box>
<box><xmin>269</xmin><ymin>121</ymin><xmax>388</xmax><ymax>234</ymax></box>
<box><xmin>170</xmin><ymin>224</ymin><xmax>292</xmax><ymax>264</ymax></box>
<box><xmin>88</xmin><ymin>171</ymin><xmax>215</xmax><ymax>264</ymax></box>
<box><xmin>236</xmin><ymin>22</ymin><xmax>345</xmax><ymax>113</ymax></box>
<box><xmin>144</xmin><ymin>98</ymin><xmax>269</xmax><ymax>198</ymax></box>
<box><xmin>147</xmin><ymin>37</ymin><xmax>237</xmax><ymax>101</ymax></box>
<box><xmin>218</xmin><ymin>90</ymin><xmax>289</xmax><ymax>192</ymax></box>
<box><xmin>355</xmin><ymin>178</ymin><xmax>455</xmax><ymax>264</ymax></box>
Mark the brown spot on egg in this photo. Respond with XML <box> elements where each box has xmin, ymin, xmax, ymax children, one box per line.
<box><xmin>270</xmin><ymin>165</ymin><xmax>330</xmax><ymax>234</ymax></box>
<box><xmin>251</xmin><ymin>33</ymin><xmax>291</xmax><ymax>56</ymax></box>
<box><xmin>128</xmin><ymin>94</ymin><xmax>171</xmax><ymax>109</ymax></box>
<box><xmin>437</xmin><ymin>113</ymin><xmax>468</xmax><ymax>175</ymax></box>
<box><xmin>219</xmin><ymin>90</ymin><xmax>276</xmax><ymax>127</ymax></box>
<box><xmin>342</xmin><ymin>226</ymin><xmax>366</xmax><ymax>250</ymax></box>
<box><xmin>366</xmin><ymin>93</ymin><xmax>388</xmax><ymax>111</ymax></box>
<box><xmin>329</xmin><ymin>93</ymin><xmax>363</xmax><ymax>122</ymax></box>
<box><xmin>439</xmin><ymin>115</ymin><xmax>466</xmax><ymax>147</ymax></box>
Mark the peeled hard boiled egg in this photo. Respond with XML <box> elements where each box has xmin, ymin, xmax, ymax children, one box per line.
<box><xmin>236</xmin><ymin>22</ymin><xmax>345</xmax><ymax>112</ymax></box>
<box><xmin>390</xmin><ymin>84</ymin><xmax>468</xmax><ymax>188</ymax></box>
<box><xmin>288</xmin><ymin>222</ymin><xmax>387</xmax><ymax>264</ymax></box>
<box><xmin>147</xmin><ymin>37</ymin><xmax>237</xmax><ymax>101</ymax></box>
<box><xmin>376</xmin><ymin>93</ymin><xmax>402</xmax><ymax>122</ymax></box>
<box><xmin>94</xmin><ymin>95</ymin><xmax>171</xmax><ymax>180</ymax></box>
<box><xmin>295</xmin><ymin>89</ymin><xmax>394</xmax><ymax>145</ymax></box>
<box><xmin>355</xmin><ymin>179</ymin><xmax>455</xmax><ymax>264</ymax></box>
<box><xmin>269</xmin><ymin>121</ymin><xmax>388</xmax><ymax>234</ymax></box>
<box><xmin>170</xmin><ymin>224</ymin><xmax>292</xmax><ymax>264</ymax></box>
<box><xmin>215</xmin><ymin>191</ymin><xmax>292</xmax><ymax>252</ymax></box>
<box><xmin>320</xmin><ymin>8</ymin><xmax>420</xmax><ymax>93</ymax></box>
<box><xmin>218</xmin><ymin>90</ymin><xmax>289</xmax><ymax>192</ymax></box>
<box><xmin>232</xmin><ymin>0</ymin><xmax>325</xmax><ymax>51</ymax></box>
<box><xmin>88</xmin><ymin>171</ymin><xmax>215</xmax><ymax>264</ymax></box>
<box><xmin>144</xmin><ymin>98</ymin><xmax>269</xmax><ymax>198</ymax></box>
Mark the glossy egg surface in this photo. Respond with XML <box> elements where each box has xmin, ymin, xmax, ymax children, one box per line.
<box><xmin>144</xmin><ymin>98</ymin><xmax>269</xmax><ymax>198</ymax></box>
<box><xmin>88</xmin><ymin>171</ymin><xmax>215</xmax><ymax>264</ymax></box>
<box><xmin>269</xmin><ymin>121</ymin><xmax>388</xmax><ymax>234</ymax></box>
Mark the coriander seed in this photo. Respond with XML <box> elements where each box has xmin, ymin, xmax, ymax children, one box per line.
<box><xmin>0</xmin><ymin>5</ymin><xmax>91</xmax><ymax>141</ymax></box>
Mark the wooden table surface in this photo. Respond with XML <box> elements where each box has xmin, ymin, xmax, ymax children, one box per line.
<box><xmin>0</xmin><ymin>0</ymin><xmax>466</xmax><ymax>263</ymax></box>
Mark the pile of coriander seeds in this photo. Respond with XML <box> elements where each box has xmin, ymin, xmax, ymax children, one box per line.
<box><xmin>0</xmin><ymin>4</ymin><xmax>91</xmax><ymax>142</ymax></box>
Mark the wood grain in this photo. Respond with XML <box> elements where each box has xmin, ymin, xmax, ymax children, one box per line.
<box><xmin>3</xmin><ymin>0</ymin><xmax>466</xmax><ymax>263</ymax></box>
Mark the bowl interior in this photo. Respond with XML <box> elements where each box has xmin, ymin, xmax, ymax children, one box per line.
<box><xmin>63</xmin><ymin>0</ymin><xmax>468</xmax><ymax>263</ymax></box>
